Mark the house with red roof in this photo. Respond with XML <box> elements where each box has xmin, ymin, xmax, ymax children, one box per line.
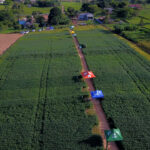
<box><xmin>129</xmin><ymin>4</ymin><xmax>142</xmax><ymax>9</ymax></box>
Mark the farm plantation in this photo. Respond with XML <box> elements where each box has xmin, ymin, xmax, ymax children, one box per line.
<box><xmin>0</xmin><ymin>30</ymin><xmax>102</xmax><ymax>149</ymax></box>
<box><xmin>76</xmin><ymin>27</ymin><xmax>150</xmax><ymax>150</ymax></box>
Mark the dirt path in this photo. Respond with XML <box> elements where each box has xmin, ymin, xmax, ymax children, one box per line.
<box><xmin>72</xmin><ymin>34</ymin><xmax>119</xmax><ymax>150</ymax></box>
<box><xmin>0</xmin><ymin>34</ymin><xmax>23</xmax><ymax>55</ymax></box>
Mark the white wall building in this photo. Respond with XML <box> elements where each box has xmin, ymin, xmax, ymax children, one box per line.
<box><xmin>0</xmin><ymin>0</ymin><xmax>5</xmax><ymax>4</ymax></box>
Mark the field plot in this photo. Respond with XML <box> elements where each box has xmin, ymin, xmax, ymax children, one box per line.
<box><xmin>0</xmin><ymin>30</ymin><xmax>102</xmax><ymax>149</ymax></box>
<box><xmin>0</xmin><ymin>34</ymin><xmax>23</xmax><ymax>55</ymax></box>
<box><xmin>76</xmin><ymin>28</ymin><xmax>150</xmax><ymax>150</ymax></box>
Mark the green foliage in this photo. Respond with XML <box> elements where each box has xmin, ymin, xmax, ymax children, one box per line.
<box><xmin>97</xmin><ymin>0</ymin><xmax>106</xmax><ymax>8</ymax></box>
<box><xmin>66</xmin><ymin>7</ymin><xmax>78</xmax><ymax>18</ymax></box>
<box><xmin>81</xmin><ymin>3</ymin><xmax>100</xmax><ymax>14</ymax></box>
<box><xmin>13</xmin><ymin>22</ymin><xmax>22</xmax><ymax>30</ymax></box>
<box><xmin>77</xmin><ymin>28</ymin><xmax>150</xmax><ymax>150</ymax></box>
<box><xmin>81</xmin><ymin>3</ymin><xmax>89</xmax><ymax>11</ymax></box>
<box><xmin>62</xmin><ymin>2</ymin><xmax>81</xmax><ymax>11</ymax></box>
<box><xmin>0</xmin><ymin>9</ymin><xmax>16</xmax><ymax>28</ymax></box>
<box><xmin>48</xmin><ymin>7</ymin><xmax>69</xmax><ymax>25</ymax></box>
<box><xmin>35</xmin><ymin>15</ymin><xmax>45</xmax><ymax>27</ymax></box>
<box><xmin>59</xmin><ymin>14</ymin><xmax>70</xmax><ymax>25</ymax></box>
<box><xmin>48</xmin><ymin>7</ymin><xmax>61</xmax><ymax>25</ymax></box>
<box><xmin>114</xmin><ymin>24</ymin><xmax>138</xmax><ymax>34</ymax></box>
<box><xmin>0</xmin><ymin>31</ymin><xmax>102</xmax><ymax>150</ymax></box>
<box><xmin>113</xmin><ymin>7</ymin><xmax>137</xmax><ymax>19</ymax></box>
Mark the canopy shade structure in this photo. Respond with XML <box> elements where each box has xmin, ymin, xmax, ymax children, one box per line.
<box><xmin>71</xmin><ymin>31</ymin><xmax>75</xmax><ymax>34</ymax></box>
<box><xmin>81</xmin><ymin>71</ymin><xmax>96</xmax><ymax>79</ymax></box>
<box><xmin>91</xmin><ymin>90</ymin><xmax>104</xmax><ymax>99</ymax></box>
<box><xmin>70</xmin><ymin>26</ymin><xmax>75</xmax><ymax>30</ymax></box>
<box><xmin>105</xmin><ymin>129</ymin><xmax>123</xmax><ymax>142</ymax></box>
<box><xmin>72</xmin><ymin>33</ymin><xmax>77</xmax><ymax>37</ymax></box>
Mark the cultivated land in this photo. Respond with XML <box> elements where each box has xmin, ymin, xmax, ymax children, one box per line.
<box><xmin>0</xmin><ymin>30</ymin><xmax>102</xmax><ymax>149</ymax></box>
<box><xmin>76</xmin><ymin>27</ymin><xmax>150</xmax><ymax>150</ymax></box>
<box><xmin>0</xmin><ymin>34</ymin><xmax>23</xmax><ymax>55</ymax></box>
<box><xmin>62</xmin><ymin>2</ymin><xmax>82</xmax><ymax>10</ymax></box>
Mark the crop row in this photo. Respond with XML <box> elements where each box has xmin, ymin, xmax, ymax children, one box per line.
<box><xmin>76</xmin><ymin>28</ymin><xmax>150</xmax><ymax>150</ymax></box>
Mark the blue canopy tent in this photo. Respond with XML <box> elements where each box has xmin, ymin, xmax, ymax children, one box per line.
<box><xmin>90</xmin><ymin>90</ymin><xmax>104</xmax><ymax>99</ymax></box>
<box><xmin>19</xmin><ymin>20</ymin><xmax>26</xmax><ymax>25</ymax></box>
<box><xmin>50</xmin><ymin>26</ymin><xmax>54</xmax><ymax>30</ymax></box>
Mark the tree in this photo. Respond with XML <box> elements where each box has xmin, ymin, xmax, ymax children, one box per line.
<box><xmin>147</xmin><ymin>0</ymin><xmax>150</xmax><ymax>3</ymax></box>
<box><xmin>81</xmin><ymin>3</ymin><xmax>100</xmax><ymax>13</ymax></box>
<box><xmin>12</xmin><ymin>2</ymin><xmax>24</xmax><ymax>14</ymax></box>
<box><xmin>59</xmin><ymin>15</ymin><xmax>70</xmax><ymax>25</ymax></box>
<box><xmin>48</xmin><ymin>7</ymin><xmax>61</xmax><ymax>25</ymax></box>
<box><xmin>97</xmin><ymin>0</ymin><xmax>105</xmax><ymax>8</ymax></box>
<box><xmin>36</xmin><ymin>16</ymin><xmax>45</xmax><ymax>27</ymax></box>
<box><xmin>88</xmin><ymin>5</ymin><xmax>100</xmax><ymax>13</ymax></box>
<box><xmin>66</xmin><ymin>7</ymin><xmax>78</xmax><ymax>18</ymax></box>
<box><xmin>13</xmin><ymin>22</ymin><xmax>21</xmax><ymax>30</ymax></box>
<box><xmin>81</xmin><ymin>3</ymin><xmax>90</xmax><ymax>11</ymax></box>
<box><xmin>114</xmin><ymin>8</ymin><xmax>137</xmax><ymax>19</ymax></box>
<box><xmin>118</xmin><ymin>2</ymin><xmax>127</xmax><ymax>8</ymax></box>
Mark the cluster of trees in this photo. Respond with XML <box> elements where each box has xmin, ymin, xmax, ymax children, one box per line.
<box><xmin>48</xmin><ymin>7</ymin><xmax>69</xmax><ymax>25</ymax></box>
<box><xmin>0</xmin><ymin>6</ymin><xmax>71</xmax><ymax>31</ymax></box>
<box><xmin>80</xmin><ymin>0</ymin><xmax>139</xmax><ymax>19</ymax></box>
<box><xmin>81</xmin><ymin>3</ymin><xmax>100</xmax><ymax>13</ymax></box>
<box><xmin>32</xmin><ymin>0</ymin><xmax>60</xmax><ymax>7</ymax></box>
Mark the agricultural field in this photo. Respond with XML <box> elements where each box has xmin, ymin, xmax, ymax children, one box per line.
<box><xmin>23</xmin><ymin>6</ymin><xmax>51</xmax><ymax>15</ymax></box>
<box><xmin>0</xmin><ymin>2</ymin><xmax>81</xmax><ymax>15</ymax></box>
<box><xmin>0</xmin><ymin>30</ymin><xmax>102</xmax><ymax>149</ymax></box>
<box><xmin>76</xmin><ymin>27</ymin><xmax>150</xmax><ymax>150</ymax></box>
<box><xmin>61</xmin><ymin>2</ymin><xmax>82</xmax><ymax>10</ymax></box>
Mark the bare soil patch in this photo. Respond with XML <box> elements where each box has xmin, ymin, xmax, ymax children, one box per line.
<box><xmin>0</xmin><ymin>34</ymin><xmax>23</xmax><ymax>55</ymax></box>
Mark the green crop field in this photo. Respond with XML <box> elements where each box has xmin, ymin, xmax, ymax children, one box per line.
<box><xmin>23</xmin><ymin>6</ymin><xmax>51</xmax><ymax>15</ymax></box>
<box><xmin>76</xmin><ymin>28</ymin><xmax>150</xmax><ymax>150</ymax></box>
<box><xmin>61</xmin><ymin>2</ymin><xmax>81</xmax><ymax>10</ymax></box>
<box><xmin>0</xmin><ymin>30</ymin><xmax>102</xmax><ymax>149</ymax></box>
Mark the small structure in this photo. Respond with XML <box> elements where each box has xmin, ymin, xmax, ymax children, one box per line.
<box><xmin>72</xmin><ymin>33</ymin><xmax>77</xmax><ymax>37</ymax></box>
<box><xmin>81</xmin><ymin>71</ymin><xmax>96</xmax><ymax>79</ymax></box>
<box><xmin>105</xmin><ymin>128</ymin><xmax>123</xmax><ymax>150</ymax></box>
<box><xmin>70</xmin><ymin>25</ymin><xmax>75</xmax><ymax>30</ymax></box>
<box><xmin>129</xmin><ymin>4</ymin><xmax>142</xmax><ymax>9</ymax></box>
<box><xmin>46</xmin><ymin>26</ymin><xmax>54</xmax><ymax>30</ymax></box>
<box><xmin>78</xmin><ymin>13</ymin><xmax>94</xmax><ymax>21</ymax></box>
<box><xmin>71</xmin><ymin>31</ymin><xmax>75</xmax><ymax>34</ymax></box>
<box><xmin>90</xmin><ymin>90</ymin><xmax>104</xmax><ymax>99</ymax></box>
<box><xmin>19</xmin><ymin>20</ymin><xmax>26</xmax><ymax>26</ymax></box>
<box><xmin>40</xmin><ymin>14</ymin><xmax>49</xmax><ymax>22</ymax></box>
<box><xmin>0</xmin><ymin>0</ymin><xmax>5</xmax><ymax>4</ymax></box>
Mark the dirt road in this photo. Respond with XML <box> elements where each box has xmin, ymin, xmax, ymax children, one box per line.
<box><xmin>72</xmin><ymin>34</ymin><xmax>119</xmax><ymax>150</ymax></box>
<box><xmin>0</xmin><ymin>34</ymin><xmax>23</xmax><ymax>55</ymax></box>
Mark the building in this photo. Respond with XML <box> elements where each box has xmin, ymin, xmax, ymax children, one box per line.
<box><xmin>0</xmin><ymin>0</ymin><xmax>5</xmax><ymax>4</ymax></box>
<box><xmin>78</xmin><ymin>13</ymin><xmax>94</xmax><ymax>21</ymax></box>
<box><xmin>40</xmin><ymin>14</ymin><xmax>49</xmax><ymax>22</ymax></box>
<box><xmin>129</xmin><ymin>4</ymin><xmax>142</xmax><ymax>9</ymax></box>
<box><xmin>104</xmin><ymin>8</ymin><xmax>114</xmax><ymax>14</ymax></box>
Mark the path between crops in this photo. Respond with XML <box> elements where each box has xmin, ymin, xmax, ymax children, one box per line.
<box><xmin>0</xmin><ymin>34</ymin><xmax>23</xmax><ymax>56</ymax></box>
<box><xmin>72</xmin><ymin>34</ymin><xmax>119</xmax><ymax>150</ymax></box>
